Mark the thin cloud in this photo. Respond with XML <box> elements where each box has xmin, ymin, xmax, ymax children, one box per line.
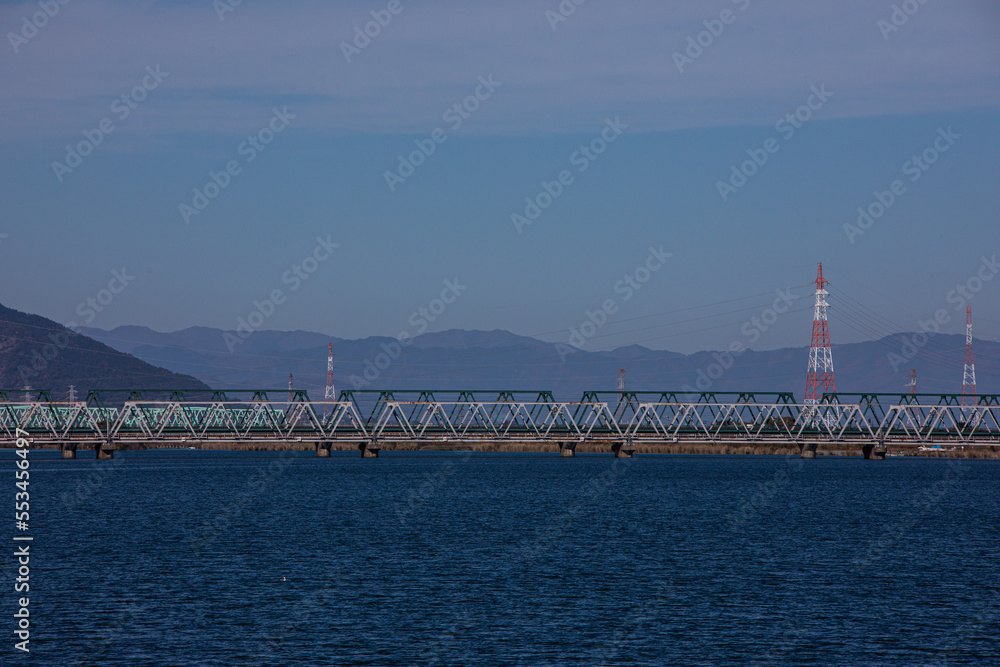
<box><xmin>0</xmin><ymin>0</ymin><xmax>997</xmax><ymax>140</ymax></box>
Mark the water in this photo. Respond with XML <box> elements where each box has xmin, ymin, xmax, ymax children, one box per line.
<box><xmin>6</xmin><ymin>449</ymin><xmax>1000</xmax><ymax>665</ymax></box>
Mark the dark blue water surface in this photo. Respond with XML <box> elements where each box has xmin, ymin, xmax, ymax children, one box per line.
<box><xmin>5</xmin><ymin>449</ymin><xmax>1000</xmax><ymax>666</ymax></box>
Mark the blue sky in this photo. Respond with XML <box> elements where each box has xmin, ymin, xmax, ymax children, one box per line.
<box><xmin>1</xmin><ymin>0</ymin><xmax>998</xmax><ymax>354</ymax></box>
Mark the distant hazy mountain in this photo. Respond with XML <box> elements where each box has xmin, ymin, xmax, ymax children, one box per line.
<box><xmin>77</xmin><ymin>325</ymin><xmax>999</xmax><ymax>402</ymax></box>
<box><xmin>0</xmin><ymin>304</ymin><xmax>210</xmax><ymax>398</ymax></box>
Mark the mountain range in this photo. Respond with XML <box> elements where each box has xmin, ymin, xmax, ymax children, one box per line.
<box><xmin>74</xmin><ymin>323</ymin><xmax>998</xmax><ymax>402</ymax></box>
<box><xmin>2</xmin><ymin>296</ymin><xmax>994</xmax><ymax>402</ymax></box>
<box><xmin>0</xmin><ymin>304</ymin><xmax>209</xmax><ymax>398</ymax></box>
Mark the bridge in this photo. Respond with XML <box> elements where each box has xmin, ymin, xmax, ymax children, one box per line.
<box><xmin>2</xmin><ymin>389</ymin><xmax>998</xmax><ymax>459</ymax></box>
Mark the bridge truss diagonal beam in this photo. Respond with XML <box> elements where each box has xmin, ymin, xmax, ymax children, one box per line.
<box><xmin>1</xmin><ymin>393</ymin><xmax>998</xmax><ymax>447</ymax></box>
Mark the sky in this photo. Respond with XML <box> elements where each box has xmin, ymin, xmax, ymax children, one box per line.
<box><xmin>1</xmin><ymin>0</ymin><xmax>999</xmax><ymax>355</ymax></box>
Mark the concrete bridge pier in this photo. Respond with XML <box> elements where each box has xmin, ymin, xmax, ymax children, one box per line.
<box><xmin>96</xmin><ymin>441</ymin><xmax>115</xmax><ymax>460</ymax></box>
<box><xmin>61</xmin><ymin>443</ymin><xmax>77</xmax><ymax>459</ymax></box>
<box><xmin>862</xmin><ymin>442</ymin><xmax>887</xmax><ymax>460</ymax></box>
<box><xmin>360</xmin><ymin>440</ymin><xmax>380</xmax><ymax>458</ymax></box>
<box><xmin>611</xmin><ymin>440</ymin><xmax>635</xmax><ymax>458</ymax></box>
<box><xmin>315</xmin><ymin>442</ymin><xmax>331</xmax><ymax>457</ymax></box>
<box><xmin>559</xmin><ymin>442</ymin><xmax>577</xmax><ymax>457</ymax></box>
<box><xmin>799</xmin><ymin>442</ymin><xmax>818</xmax><ymax>459</ymax></box>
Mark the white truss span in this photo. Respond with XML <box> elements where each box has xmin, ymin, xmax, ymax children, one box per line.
<box><xmin>2</xmin><ymin>397</ymin><xmax>999</xmax><ymax>447</ymax></box>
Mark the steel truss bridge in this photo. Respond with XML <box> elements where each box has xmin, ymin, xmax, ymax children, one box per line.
<box><xmin>1</xmin><ymin>389</ymin><xmax>998</xmax><ymax>459</ymax></box>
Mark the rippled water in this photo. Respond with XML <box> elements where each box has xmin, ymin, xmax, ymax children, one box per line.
<box><xmin>7</xmin><ymin>449</ymin><xmax>1000</xmax><ymax>665</ymax></box>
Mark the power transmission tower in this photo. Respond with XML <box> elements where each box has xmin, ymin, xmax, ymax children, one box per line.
<box><xmin>962</xmin><ymin>305</ymin><xmax>977</xmax><ymax>405</ymax></box>
<box><xmin>324</xmin><ymin>343</ymin><xmax>335</xmax><ymax>418</ymax></box>
<box><xmin>805</xmin><ymin>263</ymin><xmax>836</xmax><ymax>403</ymax></box>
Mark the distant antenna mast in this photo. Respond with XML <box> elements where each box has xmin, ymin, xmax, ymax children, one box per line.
<box><xmin>962</xmin><ymin>305</ymin><xmax>977</xmax><ymax>405</ymax></box>
<box><xmin>288</xmin><ymin>373</ymin><xmax>293</xmax><ymax>402</ymax></box>
<box><xmin>22</xmin><ymin>385</ymin><xmax>32</xmax><ymax>403</ymax></box>
<box><xmin>617</xmin><ymin>368</ymin><xmax>626</xmax><ymax>392</ymax></box>
<box><xmin>805</xmin><ymin>263</ymin><xmax>835</xmax><ymax>403</ymax></box>
<box><xmin>68</xmin><ymin>384</ymin><xmax>77</xmax><ymax>402</ymax></box>
<box><xmin>905</xmin><ymin>370</ymin><xmax>916</xmax><ymax>395</ymax></box>
<box><xmin>324</xmin><ymin>343</ymin><xmax>335</xmax><ymax>417</ymax></box>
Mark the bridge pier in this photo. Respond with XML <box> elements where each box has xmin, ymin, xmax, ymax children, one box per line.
<box><xmin>862</xmin><ymin>443</ymin><xmax>886</xmax><ymax>460</ymax></box>
<box><xmin>559</xmin><ymin>442</ymin><xmax>577</xmax><ymax>457</ymax></box>
<box><xmin>61</xmin><ymin>443</ymin><xmax>77</xmax><ymax>459</ymax></box>
<box><xmin>360</xmin><ymin>441</ymin><xmax>380</xmax><ymax>458</ymax></box>
<box><xmin>611</xmin><ymin>441</ymin><xmax>635</xmax><ymax>458</ymax></box>
<box><xmin>95</xmin><ymin>443</ymin><xmax>114</xmax><ymax>460</ymax></box>
<box><xmin>799</xmin><ymin>442</ymin><xmax>818</xmax><ymax>459</ymax></box>
<box><xmin>315</xmin><ymin>442</ymin><xmax>331</xmax><ymax>457</ymax></box>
